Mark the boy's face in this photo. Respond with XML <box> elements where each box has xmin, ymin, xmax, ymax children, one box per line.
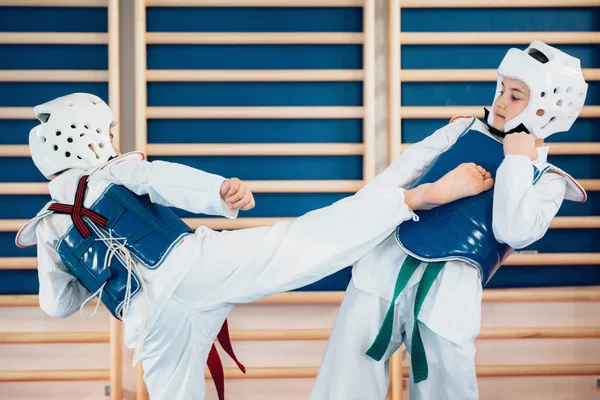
<box><xmin>109</xmin><ymin>126</ymin><xmax>121</xmax><ymax>156</ymax></box>
<box><xmin>492</xmin><ymin>77</ymin><xmax>530</xmax><ymax>132</ymax></box>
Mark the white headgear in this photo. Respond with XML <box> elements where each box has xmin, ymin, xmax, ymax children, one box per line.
<box><xmin>487</xmin><ymin>40</ymin><xmax>588</xmax><ymax>139</ymax></box>
<box><xmin>29</xmin><ymin>93</ymin><xmax>117</xmax><ymax>179</ymax></box>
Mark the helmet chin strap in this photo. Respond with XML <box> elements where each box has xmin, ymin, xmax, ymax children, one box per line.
<box><xmin>484</xmin><ymin>108</ymin><xmax>531</xmax><ymax>138</ymax></box>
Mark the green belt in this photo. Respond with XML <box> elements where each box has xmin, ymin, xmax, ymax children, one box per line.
<box><xmin>365</xmin><ymin>255</ymin><xmax>445</xmax><ymax>383</ymax></box>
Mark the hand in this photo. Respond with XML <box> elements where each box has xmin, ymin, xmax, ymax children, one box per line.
<box><xmin>220</xmin><ymin>178</ymin><xmax>255</xmax><ymax>211</ymax></box>
<box><xmin>503</xmin><ymin>131</ymin><xmax>538</xmax><ymax>160</ymax></box>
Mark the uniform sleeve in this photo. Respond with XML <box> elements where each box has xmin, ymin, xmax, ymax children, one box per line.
<box><xmin>36</xmin><ymin>219</ymin><xmax>90</xmax><ymax>318</ymax></box>
<box><xmin>104</xmin><ymin>159</ymin><xmax>237</xmax><ymax>218</ymax></box>
<box><xmin>492</xmin><ymin>155</ymin><xmax>567</xmax><ymax>249</ymax></box>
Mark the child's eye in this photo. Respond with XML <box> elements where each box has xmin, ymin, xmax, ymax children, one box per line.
<box><xmin>499</xmin><ymin>90</ymin><xmax>504</xmax><ymax>95</ymax></box>
<box><xmin>512</xmin><ymin>96</ymin><xmax>520</xmax><ymax>101</ymax></box>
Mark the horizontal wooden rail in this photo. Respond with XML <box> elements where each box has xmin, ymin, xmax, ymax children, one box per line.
<box><xmin>0</xmin><ymin>369</ymin><xmax>109</xmax><ymax>382</ymax></box>
<box><xmin>146</xmin><ymin>106</ymin><xmax>363</xmax><ymax>119</ymax></box>
<box><xmin>0</xmin><ymin>216</ymin><xmax>598</xmax><ymax>233</ymax></box>
<box><xmin>0</xmin><ymin>331</ymin><xmax>109</xmax><ymax>344</ymax></box>
<box><xmin>0</xmin><ymin>328</ymin><xmax>597</xmax><ymax>345</ymax></box>
<box><xmin>3</xmin><ymin>252</ymin><xmax>598</xmax><ymax>271</ymax></box>
<box><xmin>503</xmin><ymin>253</ymin><xmax>600</xmax><ymax>266</ymax></box>
<box><xmin>2</xmin><ymin>287</ymin><xmax>600</xmax><ymax>308</ymax></box>
<box><xmin>0</xmin><ymin>0</ymin><xmax>107</xmax><ymax>5</ymax></box>
<box><xmin>3</xmin><ymin>364</ymin><xmax>598</xmax><ymax>382</ymax></box>
<box><xmin>198</xmin><ymin>364</ymin><xmax>600</xmax><ymax>379</ymax></box>
<box><xmin>227</xmin><ymin>327</ymin><xmax>600</xmax><ymax>341</ymax></box>
<box><xmin>400</xmin><ymin>69</ymin><xmax>600</xmax><ymax>82</ymax></box>
<box><xmin>146</xmin><ymin>32</ymin><xmax>363</xmax><ymax>45</ymax></box>
<box><xmin>146</xmin><ymin>69</ymin><xmax>364</xmax><ymax>82</ymax></box>
<box><xmin>400</xmin><ymin>32</ymin><xmax>600</xmax><ymax>45</ymax></box>
<box><xmin>146</xmin><ymin>143</ymin><xmax>364</xmax><ymax>156</ymax></box>
<box><xmin>146</xmin><ymin>0</ymin><xmax>364</xmax><ymax>6</ymax></box>
<box><xmin>0</xmin><ymin>70</ymin><xmax>108</xmax><ymax>82</ymax></box>
<box><xmin>0</xmin><ymin>180</ymin><xmax>364</xmax><ymax>195</ymax></box>
<box><xmin>0</xmin><ymin>33</ymin><xmax>108</xmax><ymax>45</ymax></box>
<box><xmin>400</xmin><ymin>0</ymin><xmax>598</xmax><ymax>7</ymax></box>
<box><xmin>478</xmin><ymin>327</ymin><xmax>600</xmax><ymax>339</ymax></box>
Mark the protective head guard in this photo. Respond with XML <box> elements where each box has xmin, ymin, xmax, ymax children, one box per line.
<box><xmin>487</xmin><ymin>40</ymin><xmax>588</xmax><ymax>139</ymax></box>
<box><xmin>29</xmin><ymin>93</ymin><xmax>117</xmax><ymax>179</ymax></box>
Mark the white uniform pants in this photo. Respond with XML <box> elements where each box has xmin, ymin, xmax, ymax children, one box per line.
<box><xmin>311</xmin><ymin>280</ymin><xmax>479</xmax><ymax>400</ymax></box>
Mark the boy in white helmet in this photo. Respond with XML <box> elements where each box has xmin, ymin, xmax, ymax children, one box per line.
<box><xmin>16</xmin><ymin>93</ymin><xmax>494</xmax><ymax>399</ymax></box>
<box><xmin>311</xmin><ymin>41</ymin><xmax>588</xmax><ymax>400</ymax></box>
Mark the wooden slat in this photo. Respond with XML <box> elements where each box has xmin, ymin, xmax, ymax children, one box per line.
<box><xmin>0</xmin><ymin>145</ymin><xmax>29</xmax><ymax>157</ymax></box>
<box><xmin>4</xmin><ymin>252</ymin><xmax>598</xmax><ymax>271</ymax></box>
<box><xmin>548</xmin><ymin>143</ymin><xmax>600</xmax><ymax>155</ymax></box>
<box><xmin>0</xmin><ymin>369</ymin><xmax>110</xmax><ymax>382</ymax></box>
<box><xmin>579</xmin><ymin>180</ymin><xmax>600</xmax><ymax>191</ymax></box>
<box><xmin>475</xmin><ymin>364</ymin><xmax>600</xmax><ymax>377</ymax></box>
<box><xmin>0</xmin><ymin>180</ymin><xmax>597</xmax><ymax>196</ymax></box>
<box><xmin>483</xmin><ymin>286</ymin><xmax>600</xmax><ymax>302</ymax></box>
<box><xmin>0</xmin><ymin>180</ymin><xmax>363</xmax><ymax>195</ymax></box>
<box><xmin>145</xmin><ymin>0</ymin><xmax>363</xmax><ymax>7</ymax></box>
<box><xmin>388</xmin><ymin>0</ymin><xmax>401</xmax><ymax>165</ymax></box>
<box><xmin>362</xmin><ymin>0</ymin><xmax>376</xmax><ymax>181</ymax></box>
<box><xmin>253</xmin><ymin>287</ymin><xmax>600</xmax><ymax>304</ymax></box>
<box><xmin>146</xmin><ymin>69</ymin><xmax>364</xmax><ymax>82</ymax></box>
<box><xmin>0</xmin><ymin>0</ymin><xmax>107</xmax><ymax>5</ymax></box>
<box><xmin>0</xmin><ymin>257</ymin><xmax>37</xmax><ymax>269</ymax></box>
<box><xmin>146</xmin><ymin>106</ymin><xmax>363</xmax><ymax>119</ymax></box>
<box><xmin>0</xmin><ymin>70</ymin><xmax>108</xmax><ymax>82</ymax></box>
<box><xmin>401</xmin><ymin>69</ymin><xmax>600</xmax><ymax>82</ymax></box>
<box><xmin>1</xmin><ymin>328</ymin><xmax>597</xmax><ymax>344</ymax></box>
<box><xmin>0</xmin><ymin>183</ymin><xmax>49</xmax><ymax>195</ymax></box>
<box><xmin>478</xmin><ymin>327</ymin><xmax>600</xmax><ymax>339</ymax></box>
<box><xmin>0</xmin><ymin>108</ymin><xmax>33</xmax><ymax>119</ymax></box>
<box><xmin>183</xmin><ymin>218</ymin><xmax>293</xmax><ymax>230</ymax></box>
<box><xmin>230</xmin><ymin>329</ymin><xmax>330</xmax><ymax>341</ymax></box>
<box><xmin>146</xmin><ymin>143</ymin><xmax>364</xmax><ymax>156</ymax></box>
<box><xmin>0</xmin><ymin>216</ymin><xmax>598</xmax><ymax>233</ymax></box>
<box><xmin>400</xmin><ymin>0</ymin><xmax>600</xmax><ymax>7</ymax></box>
<box><xmin>146</xmin><ymin>32</ymin><xmax>363</xmax><ymax>45</ymax></box>
<box><xmin>3</xmin><ymin>287</ymin><xmax>600</xmax><ymax>307</ymax></box>
<box><xmin>244</xmin><ymin>180</ymin><xmax>363</xmax><ymax>193</ymax></box>
<box><xmin>549</xmin><ymin>217</ymin><xmax>600</xmax><ymax>229</ymax></box>
<box><xmin>0</xmin><ymin>332</ymin><xmax>109</xmax><ymax>344</ymax></box>
<box><xmin>400</xmin><ymin>32</ymin><xmax>600</xmax><ymax>45</ymax></box>
<box><xmin>504</xmin><ymin>253</ymin><xmax>600</xmax><ymax>266</ymax></box>
<box><xmin>108</xmin><ymin>0</ymin><xmax>121</xmax><ymax>151</ymax></box>
<box><xmin>400</xmin><ymin>106</ymin><xmax>600</xmax><ymax>119</ymax></box>
<box><xmin>198</xmin><ymin>364</ymin><xmax>600</xmax><ymax>379</ymax></box>
<box><xmin>0</xmin><ymin>33</ymin><xmax>108</xmax><ymax>45</ymax></box>
<box><xmin>228</xmin><ymin>327</ymin><xmax>600</xmax><ymax>341</ymax></box>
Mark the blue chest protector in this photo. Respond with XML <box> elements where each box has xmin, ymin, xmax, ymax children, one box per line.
<box><xmin>53</xmin><ymin>176</ymin><xmax>193</xmax><ymax>320</ymax></box>
<box><xmin>396</xmin><ymin>126</ymin><xmax>536</xmax><ymax>286</ymax></box>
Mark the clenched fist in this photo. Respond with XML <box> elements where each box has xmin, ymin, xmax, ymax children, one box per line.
<box><xmin>220</xmin><ymin>178</ymin><xmax>255</xmax><ymax>211</ymax></box>
<box><xmin>503</xmin><ymin>131</ymin><xmax>538</xmax><ymax>160</ymax></box>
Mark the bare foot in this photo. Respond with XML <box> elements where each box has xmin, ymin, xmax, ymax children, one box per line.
<box><xmin>405</xmin><ymin>163</ymin><xmax>494</xmax><ymax>211</ymax></box>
